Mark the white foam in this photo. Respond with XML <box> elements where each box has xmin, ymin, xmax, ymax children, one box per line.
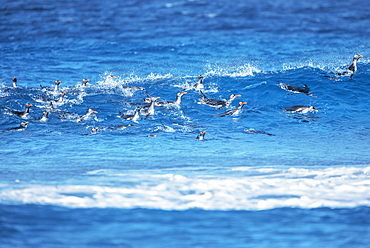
<box><xmin>1</xmin><ymin>166</ymin><xmax>370</xmax><ymax>210</ymax></box>
<box><xmin>206</xmin><ymin>64</ymin><xmax>260</xmax><ymax>77</ymax></box>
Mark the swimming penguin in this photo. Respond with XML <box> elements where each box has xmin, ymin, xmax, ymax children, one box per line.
<box><xmin>245</xmin><ymin>129</ymin><xmax>276</xmax><ymax>136</ymax></box>
<box><xmin>167</xmin><ymin>92</ymin><xmax>187</xmax><ymax>105</ymax></box>
<box><xmin>109</xmin><ymin>124</ymin><xmax>137</xmax><ymax>130</ymax></box>
<box><xmin>38</xmin><ymin>110</ymin><xmax>50</xmax><ymax>122</ymax></box>
<box><xmin>6</xmin><ymin>103</ymin><xmax>32</xmax><ymax>118</ymax></box>
<box><xmin>142</xmin><ymin>97</ymin><xmax>160</xmax><ymax>115</ymax></box>
<box><xmin>118</xmin><ymin>107</ymin><xmax>141</xmax><ymax>121</ymax></box>
<box><xmin>348</xmin><ymin>55</ymin><xmax>363</xmax><ymax>73</ymax></box>
<box><xmin>279</xmin><ymin>82</ymin><xmax>317</xmax><ymax>97</ymax></box>
<box><xmin>40</xmin><ymin>80</ymin><xmax>61</xmax><ymax>92</ymax></box>
<box><xmin>199</xmin><ymin>90</ymin><xmax>241</xmax><ymax>110</ymax></box>
<box><xmin>154</xmin><ymin>92</ymin><xmax>188</xmax><ymax>106</ymax></box>
<box><xmin>83</xmin><ymin>127</ymin><xmax>99</xmax><ymax>135</ymax></box>
<box><xmin>104</xmin><ymin>75</ymin><xmax>117</xmax><ymax>83</ymax></box>
<box><xmin>37</xmin><ymin>91</ymin><xmax>67</xmax><ymax>104</ymax></box>
<box><xmin>81</xmin><ymin>79</ymin><xmax>90</xmax><ymax>86</ymax></box>
<box><xmin>76</xmin><ymin>109</ymin><xmax>98</xmax><ymax>123</ymax></box>
<box><xmin>8</xmin><ymin>121</ymin><xmax>28</xmax><ymax>131</ymax></box>
<box><xmin>196</xmin><ymin>131</ymin><xmax>206</xmax><ymax>140</ymax></box>
<box><xmin>284</xmin><ymin>105</ymin><xmax>318</xmax><ymax>113</ymax></box>
<box><xmin>337</xmin><ymin>55</ymin><xmax>363</xmax><ymax>79</ymax></box>
<box><xmin>12</xmin><ymin>77</ymin><xmax>17</xmax><ymax>88</ymax></box>
<box><xmin>193</xmin><ymin>75</ymin><xmax>204</xmax><ymax>90</ymax></box>
<box><xmin>213</xmin><ymin>102</ymin><xmax>247</xmax><ymax>117</ymax></box>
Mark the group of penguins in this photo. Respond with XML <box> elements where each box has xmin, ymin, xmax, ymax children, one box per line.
<box><xmin>1</xmin><ymin>54</ymin><xmax>363</xmax><ymax>140</ymax></box>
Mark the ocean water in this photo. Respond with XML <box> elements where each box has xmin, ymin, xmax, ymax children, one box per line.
<box><xmin>1</xmin><ymin>0</ymin><xmax>370</xmax><ymax>247</ymax></box>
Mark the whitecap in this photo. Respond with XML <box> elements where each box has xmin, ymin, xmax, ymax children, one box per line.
<box><xmin>2</xmin><ymin>166</ymin><xmax>370</xmax><ymax>210</ymax></box>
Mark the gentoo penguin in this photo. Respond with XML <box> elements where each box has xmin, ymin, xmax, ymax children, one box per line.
<box><xmin>348</xmin><ymin>55</ymin><xmax>363</xmax><ymax>73</ymax></box>
<box><xmin>284</xmin><ymin>105</ymin><xmax>318</xmax><ymax>113</ymax></box>
<box><xmin>9</xmin><ymin>122</ymin><xmax>28</xmax><ymax>131</ymax></box>
<box><xmin>40</xmin><ymin>80</ymin><xmax>61</xmax><ymax>91</ymax></box>
<box><xmin>12</xmin><ymin>77</ymin><xmax>17</xmax><ymax>88</ymax></box>
<box><xmin>142</xmin><ymin>97</ymin><xmax>160</xmax><ymax>115</ymax></box>
<box><xmin>193</xmin><ymin>75</ymin><xmax>204</xmax><ymax>89</ymax></box>
<box><xmin>336</xmin><ymin>55</ymin><xmax>363</xmax><ymax>79</ymax></box>
<box><xmin>167</xmin><ymin>92</ymin><xmax>187</xmax><ymax>105</ymax></box>
<box><xmin>213</xmin><ymin>102</ymin><xmax>247</xmax><ymax>117</ymax></box>
<box><xmin>104</xmin><ymin>75</ymin><xmax>117</xmax><ymax>83</ymax></box>
<box><xmin>199</xmin><ymin>90</ymin><xmax>241</xmax><ymax>110</ymax></box>
<box><xmin>83</xmin><ymin>127</ymin><xmax>99</xmax><ymax>135</ymax></box>
<box><xmin>38</xmin><ymin>110</ymin><xmax>50</xmax><ymax>122</ymax></box>
<box><xmin>245</xmin><ymin>129</ymin><xmax>276</xmax><ymax>136</ymax></box>
<box><xmin>118</xmin><ymin>107</ymin><xmax>140</xmax><ymax>121</ymax></box>
<box><xmin>196</xmin><ymin>131</ymin><xmax>206</xmax><ymax>140</ymax></box>
<box><xmin>154</xmin><ymin>92</ymin><xmax>187</xmax><ymax>106</ymax></box>
<box><xmin>37</xmin><ymin>91</ymin><xmax>67</xmax><ymax>104</ymax></box>
<box><xmin>81</xmin><ymin>79</ymin><xmax>90</xmax><ymax>86</ymax></box>
<box><xmin>76</xmin><ymin>109</ymin><xmax>98</xmax><ymax>123</ymax></box>
<box><xmin>6</xmin><ymin>104</ymin><xmax>32</xmax><ymax>118</ymax></box>
<box><xmin>109</xmin><ymin>124</ymin><xmax>137</xmax><ymax>130</ymax></box>
<box><xmin>279</xmin><ymin>82</ymin><xmax>317</xmax><ymax>97</ymax></box>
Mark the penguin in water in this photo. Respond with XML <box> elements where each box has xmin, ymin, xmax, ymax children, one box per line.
<box><xmin>142</xmin><ymin>97</ymin><xmax>160</xmax><ymax>116</ymax></box>
<box><xmin>199</xmin><ymin>90</ymin><xmax>241</xmax><ymax>110</ymax></box>
<box><xmin>245</xmin><ymin>129</ymin><xmax>276</xmax><ymax>136</ymax></box>
<box><xmin>6</xmin><ymin>104</ymin><xmax>32</xmax><ymax>118</ymax></box>
<box><xmin>83</xmin><ymin>127</ymin><xmax>99</xmax><ymax>136</ymax></box>
<box><xmin>213</xmin><ymin>102</ymin><xmax>247</xmax><ymax>117</ymax></box>
<box><xmin>284</xmin><ymin>105</ymin><xmax>318</xmax><ymax>113</ymax></box>
<box><xmin>109</xmin><ymin>124</ymin><xmax>137</xmax><ymax>130</ymax></box>
<box><xmin>81</xmin><ymin>79</ymin><xmax>90</xmax><ymax>86</ymax></box>
<box><xmin>37</xmin><ymin>91</ymin><xmax>67</xmax><ymax>104</ymax></box>
<box><xmin>196</xmin><ymin>131</ymin><xmax>206</xmax><ymax>140</ymax></box>
<box><xmin>37</xmin><ymin>110</ymin><xmax>50</xmax><ymax>122</ymax></box>
<box><xmin>279</xmin><ymin>82</ymin><xmax>317</xmax><ymax>97</ymax></box>
<box><xmin>118</xmin><ymin>107</ymin><xmax>141</xmax><ymax>122</ymax></box>
<box><xmin>193</xmin><ymin>75</ymin><xmax>204</xmax><ymax>90</ymax></box>
<box><xmin>167</xmin><ymin>92</ymin><xmax>187</xmax><ymax>105</ymax></box>
<box><xmin>337</xmin><ymin>55</ymin><xmax>363</xmax><ymax>79</ymax></box>
<box><xmin>9</xmin><ymin>122</ymin><xmax>28</xmax><ymax>131</ymax></box>
<box><xmin>3</xmin><ymin>78</ymin><xmax>18</xmax><ymax>90</ymax></box>
<box><xmin>76</xmin><ymin>109</ymin><xmax>98</xmax><ymax>123</ymax></box>
<box><xmin>104</xmin><ymin>75</ymin><xmax>117</xmax><ymax>83</ymax></box>
<box><xmin>40</xmin><ymin>80</ymin><xmax>61</xmax><ymax>92</ymax></box>
<box><xmin>12</xmin><ymin>77</ymin><xmax>17</xmax><ymax>88</ymax></box>
<box><xmin>153</xmin><ymin>92</ymin><xmax>188</xmax><ymax>106</ymax></box>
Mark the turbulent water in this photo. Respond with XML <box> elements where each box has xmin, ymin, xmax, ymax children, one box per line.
<box><xmin>1</xmin><ymin>0</ymin><xmax>370</xmax><ymax>247</ymax></box>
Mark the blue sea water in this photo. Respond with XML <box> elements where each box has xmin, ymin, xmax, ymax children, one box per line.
<box><xmin>1</xmin><ymin>0</ymin><xmax>370</xmax><ymax>247</ymax></box>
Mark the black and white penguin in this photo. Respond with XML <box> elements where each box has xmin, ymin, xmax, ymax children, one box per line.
<box><xmin>77</xmin><ymin>109</ymin><xmax>98</xmax><ymax>123</ymax></box>
<box><xmin>336</xmin><ymin>55</ymin><xmax>363</xmax><ymax>79</ymax></box>
<box><xmin>193</xmin><ymin>75</ymin><xmax>204</xmax><ymax>90</ymax></box>
<box><xmin>199</xmin><ymin>90</ymin><xmax>241</xmax><ymax>110</ymax></box>
<box><xmin>196</xmin><ymin>131</ymin><xmax>206</xmax><ymax>140</ymax></box>
<box><xmin>81</xmin><ymin>79</ymin><xmax>90</xmax><ymax>86</ymax></box>
<box><xmin>118</xmin><ymin>107</ymin><xmax>141</xmax><ymax>121</ymax></box>
<box><xmin>12</xmin><ymin>77</ymin><xmax>17</xmax><ymax>88</ymax></box>
<box><xmin>142</xmin><ymin>97</ymin><xmax>160</xmax><ymax>115</ymax></box>
<box><xmin>6</xmin><ymin>103</ymin><xmax>32</xmax><ymax>118</ymax></box>
<box><xmin>83</xmin><ymin>127</ymin><xmax>99</xmax><ymax>135</ymax></box>
<box><xmin>38</xmin><ymin>110</ymin><xmax>50</xmax><ymax>122</ymax></box>
<box><xmin>9</xmin><ymin>121</ymin><xmax>28</xmax><ymax>131</ymax></box>
<box><xmin>284</xmin><ymin>105</ymin><xmax>318</xmax><ymax>113</ymax></box>
<box><xmin>37</xmin><ymin>91</ymin><xmax>67</xmax><ymax>104</ymax></box>
<box><xmin>213</xmin><ymin>102</ymin><xmax>247</xmax><ymax>117</ymax></box>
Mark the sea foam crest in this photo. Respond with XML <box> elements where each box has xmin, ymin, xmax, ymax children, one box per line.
<box><xmin>206</xmin><ymin>64</ymin><xmax>260</xmax><ymax>77</ymax></box>
<box><xmin>1</xmin><ymin>166</ymin><xmax>370</xmax><ymax>210</ymax></box>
